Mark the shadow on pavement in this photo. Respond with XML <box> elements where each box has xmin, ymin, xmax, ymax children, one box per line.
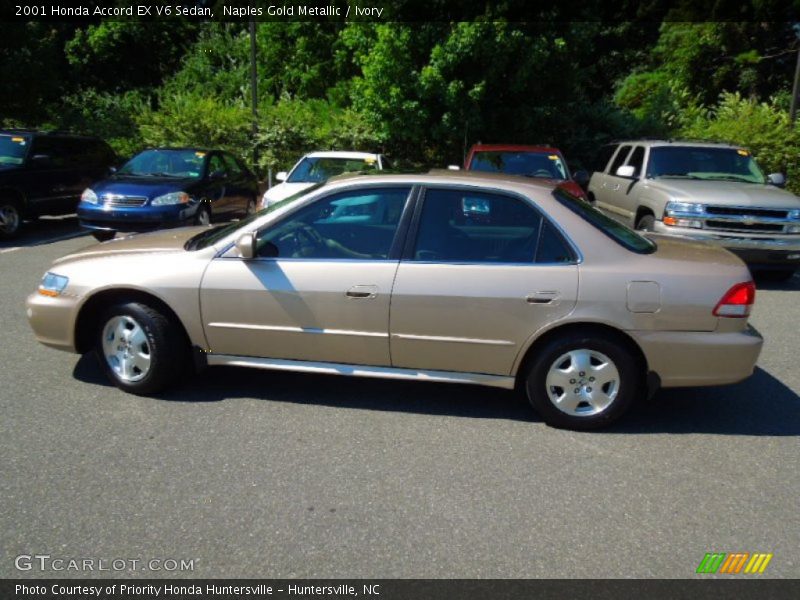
<box><xmin>74</xmin><ymin>355</ymin><xmax>799</xmax><ymax>435</ymax></box>
<box><xmin>0</xmin><ymin>215</ymin><xmax>88</xmax><ymax>249</ymax></box>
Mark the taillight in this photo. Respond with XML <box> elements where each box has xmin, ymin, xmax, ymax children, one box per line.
<box><xmin>713</xmin><ymin>281</ymin><xmax>756</xmax><ymax>317</ymax></box>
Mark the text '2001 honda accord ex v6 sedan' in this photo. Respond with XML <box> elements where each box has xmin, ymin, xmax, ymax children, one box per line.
<box><xmin>26</xmin><ymin>171</ymin><xmax>763</xmax><ymax>430</ymax></box>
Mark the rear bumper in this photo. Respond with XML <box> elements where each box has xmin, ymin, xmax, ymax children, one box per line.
<box><xmin>651</xmin><ymin>221</ymin><xmax>800</xmax><ymax>267</ymax></box>
<box><xmin>631</xmin><ymin>325</ymin><xmax>763</xmax><ymax>388</ymax></box>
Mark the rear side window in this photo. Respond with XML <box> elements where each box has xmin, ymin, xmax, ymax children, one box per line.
<box><xmin>412</xmin><ymin>188</ymin><xmax>575</xmax><ymax>264</ymax></box>
<box><xmin>30</xmin><ymin>137</ymin><xmax>70</xmax><ymax>167</ymax></box>
<box><xmin>593</xmin><ymin>144</ymin><xmax>618</xmax><ymax>174</ymax></box>
<box><xmin>608</xmin><ymin>145</ymin><xmax>631</xmax><ymax>176</ymax></box>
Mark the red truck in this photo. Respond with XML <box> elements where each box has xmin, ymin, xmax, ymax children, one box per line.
<box><xmin>462</xmin><ymin>143</ymin><xmax>589</xmax><ymax>199</ymax></box>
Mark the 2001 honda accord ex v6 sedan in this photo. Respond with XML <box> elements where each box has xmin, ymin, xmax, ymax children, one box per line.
<box><xmin>27</xmin><ymin>171</ymin><xmax>763</xmax><ymax>429</ymax></box>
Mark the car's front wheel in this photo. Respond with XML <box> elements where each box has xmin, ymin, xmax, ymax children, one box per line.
<box><xmin>95</xmin><ymin>302</ymin><xmax>185</xmax><ymax>395</ymax></box>
<box><xmin>92</xmin><ymin>230</ymin><xmax>116</xmax><ymax>242</ymax></box>
<box><xmin>194</xmin><ymin>204</ymin><xmax>211</xmax><ymax>226</ymax></box>
<box><xmin>636</xmin><ymin>214</ymin><xmax>656</xmax><ymax>232</ymax></box>
<box><xmin>524</xmin><ymin>332</ymin><xmax>641</xmax><ymax>430</ymax></box>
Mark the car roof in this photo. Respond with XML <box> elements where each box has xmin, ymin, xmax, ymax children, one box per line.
<box><xmin>325</xmin><ymin>169</ymin><xmax>560</xmax><ymax>194</ymax></box>
<box><xmin>469</xmin><ymin>143</ymin><xmax>563</xmax><ymax>154</ymax></box>
<box><xmin>612</xmin><ymin>139</ymin><xmax>742</xmax><ymax>149</ymax></box>
<box><xmin>304</xmin><ymin>151</ymin><xmax>381</xmax><ymax>160</ymax></box>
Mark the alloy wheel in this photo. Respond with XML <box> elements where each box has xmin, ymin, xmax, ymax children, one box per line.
<box><xmin>545</xmin><ymin>348</ymin><xmax>620</xmax><ymax>417</ymax></box>
<box><xmin>101</xmin><ymin>315</ymin><xmax>151</xmax><ymax>382</ymax></box>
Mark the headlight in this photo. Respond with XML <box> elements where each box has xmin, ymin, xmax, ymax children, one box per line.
<box><xmin>81</xmin><ymin>189</ymin><xmax>98</xmax><ymax>205</ymax></box>
<box><xmin>151</xmin><ymin>191</ymin><xmax>190</xmax><ymax>206</ymax></box>
<box><xmin>665</xmin><ymin>201</ymin><xmax>705</xmax><ymax>215</ymax></box>
<box><xmin>38</xmin><ymin>272</ymin><xmax>69</xmax><ymax>297</ymax></box>
<box><xmin>787</xmin><ymin>225</ymin><xmax>800</xmax><ymax>234</ymax></box>
<box><xmin>789</xmin><ymin>209</ymin><xmax>800</xmax><ymax>220</ymax></box>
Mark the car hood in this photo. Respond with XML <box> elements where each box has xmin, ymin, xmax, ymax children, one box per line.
<box><xmin>91</xmin><ymin>175</ymin><xmax>198</xmax><ymax>199</ymax></box>
<box><xmin>263</xmin><ymin>182</ymin><xmax>315</xmax><ymax>204</ymax></box>
<box><xmin>648</xmin><ymin>178</ymin><xmax>800</xmax><ymax>208</ymax></box>
<box><xmin>52</xmin><ymin>227</ymin><xmax>206</xmax><ymax>266</ymax></box>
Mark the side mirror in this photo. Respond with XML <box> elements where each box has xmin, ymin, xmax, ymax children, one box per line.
<box><xmin>275</xmin><ymin>171</ymin><xmax>288</xmax><ymax>182</ymax></box>
<box><xmin>767</xmin><ymin>173</ymin><xmax>786</xmax><ymax>188</ymax></box>
<box><xmin>615</xmin><ymin>165</ymin><xmax>636</xmax><ymax>178</ymax></box>
<box><xmin>30</xmin><ymin>154</ymin><xmax>52</xmax><ymax>167</ymax></box>
<box><xmin>108</xmin><ymin>166</ymin><xmax>117</xmax><ymax>175</ymax></box>
<box><xmin>572</xmin><ymin>170</ymin><xmax>590</xmax><ymax>187</ymax></box>
<box><xmin>447</xmin><ymin>165</ymin><xmax>461</xmax><ymax>171</ymax></box>
<box><xmin>235</xmin><ymin>232</ymin><xmax>256</xmax><ymax>259</ymax></box>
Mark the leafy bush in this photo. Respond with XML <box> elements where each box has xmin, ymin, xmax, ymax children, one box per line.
<box><xmin>137</xmin><ymin>92</ymin><xmax>253</xmax><ymax>162</ymax></box>
<box><xmin>679</xmin><ymin>92</ymin><xmax>800</xmax><ymax>195</ymax></box>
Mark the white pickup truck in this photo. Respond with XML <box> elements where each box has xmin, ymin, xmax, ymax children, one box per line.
<box><xmin>588</xmin><ymin>140</ymin><xmax>800</xmax><ymax>280</ymax></box>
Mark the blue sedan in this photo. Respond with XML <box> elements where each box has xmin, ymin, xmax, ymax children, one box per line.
<box><xmin>78</xmin><ymin>148</ymin><xmax>259</xmax><ymax>241</ymax></box>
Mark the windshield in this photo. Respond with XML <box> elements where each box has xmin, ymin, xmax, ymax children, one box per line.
<box><xmin>470</xmin><ymin>151</ymin><xmax>569</xmax><ymax>180</ymax></box>
<box><xmin>647</xmin><ymin>146</ymin><xmax>766</xmax><ymax>184</ymax></box>
<box><xmin>286</xmin><ymin>156</ymin><xmax>379</xmax><ymax>183</ymax></box>
<box><xmin>186</xmin><ymin>183</ymin><xmax>326</xmax><ymax>251</ymax></box>
<box><xmin>118</xmin><ymin>149</ymin><xmax>207</xmax><ymax>178</ymax></box>
<box><xmin>553</xmin><ymin>189</ymin><xmax>656</xmax><ymax>254</ymax></box>
<box><xmin>0</xmin><ymin>134</ymin><xmax>30</xmax><ymax>166</ymax></box>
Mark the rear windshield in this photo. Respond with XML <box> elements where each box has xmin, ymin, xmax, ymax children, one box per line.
<box><xmin>470</xmin><ymin>151</ymin><xmax>568</xmax><ymax>180</ymax></box>
<box><xmin>552</xmin><ymin>189</ymin><xmax>656</xmax><ymax>254</ymax></box>
<box><xmin>0</xmin><ymin>134</ymin><xmax>30</xmax><ymax>166</ymax></box>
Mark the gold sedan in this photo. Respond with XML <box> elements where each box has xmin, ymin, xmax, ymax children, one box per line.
<box><xmin>27</xmin><ymin>172</ymin><xmax>763</xmax><ymax>429</ymax></box>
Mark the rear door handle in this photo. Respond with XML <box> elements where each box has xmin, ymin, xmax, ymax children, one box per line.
<box><xmin>346</xmin><ymin>285</ymin><xmax>378</xmax><ymax>299</ymax></box>
<box><xmin>526</xmin><ymin>291</ymin><xmax>560</xmax><ymax>305</ymax></box>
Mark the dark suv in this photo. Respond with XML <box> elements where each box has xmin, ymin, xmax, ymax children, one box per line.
<box><xmin>0</xmin><ymin>130</ymin><xmax>117</xmax><ymax>238</ymax></box>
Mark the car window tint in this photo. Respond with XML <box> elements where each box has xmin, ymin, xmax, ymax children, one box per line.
<box><xmin>30</xmin><ymin>137</ymin><xmax>70</xmax><ymax>168</ymax></box>
<box><xmin>208</xmin><ymin>155</ymin><xmax>226</xmax><ymax>176</ymax></box>
<box><xmin>256</xmin><ymin>187</ymin><xmax>411</xmax><ymax>260</ymax></box>
<box><xmin>627</xmin><ymin>146</ymin><xmax>645</xmax><ymax>177</ymax></box>
<box><xmin>535</xmin><ymin>221</ymin><xmax>575</xmax><ymax>263</ymax></box>
<box><xmin>413</xmin><ymin>189</ymin><xmax>544</xmax><ymax>263</ymax></box>
<box><xmin>609</xmin><ymin>145</ymin><xmax>631</xmax><ymax>176</ymax></box>
<box><xmin>222</xmin><ymin>154</ymin><xmax>242</xmax><ymax>176</ymax></box>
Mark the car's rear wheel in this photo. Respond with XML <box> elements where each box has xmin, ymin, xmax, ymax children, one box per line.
<box><xmin>524</xmin><ymin>332</ymin><xmax>641</xmax><ymax>430</ymax></box>
<box><xmin>0</xmin><ymin>199</ymin><xmax>22</xmax><ymax>239</ymax></box>
<box><xmin>92</xmin><ymin>230</ymin><xmax>116</xmax><ymax>242</ymax></box>
<box><xmin>194</xmin><ymin>204</ymin><xmax>211</xmax><ymax>226</ymax></box>
<box><xmin>95</xmin><ymin>302</ymin><xmax>185</xmax><ymax>395</ymax></box>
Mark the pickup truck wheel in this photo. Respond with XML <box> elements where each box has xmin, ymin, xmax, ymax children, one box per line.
<box><xmin>524</xmin><ymin>333</ymin><xmax>640</xmax><ymax>430</ymax></box>
<box><xmin>95</xmin><ymin>302</ymin><xmax>185</xmax><ymax>395</ymax></box>
<box><xmin>636</xmin><ymin>214</ymin><xmax>656</xmax><ymax>232</ymax></box>
<box><xmin>92</xmin><ymin>230</ymin><xmax>116</xmax><ymax>242</ymax></box>
<box><xmin>0</xmin><ymin>200</ymin><xmax>22</xmax><ymax>238</ymax></box>
<box><xmin>194</xmin><ymin>204</ymin><xmax>211</xmax><ymax>226</ymax></box>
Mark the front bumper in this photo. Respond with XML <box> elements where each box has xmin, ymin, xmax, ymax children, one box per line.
<box><xmin>652</xmin><ymin>221</ymin><xmax>800</xmax><ymax>266</ymax></box>
<box><xmin>77</xmin><ymin>202</ymin><xmax>202</xmax><ymax>232</ymax></box>
<box><xmin>631</xmin><ymin>325</ymin><xmax>763</xmax><ymax>388</ymax></box>
<box><xmin>26</xmin><ymin>291</ymin><xmax>81</xmax><ymax>353</ymax></box>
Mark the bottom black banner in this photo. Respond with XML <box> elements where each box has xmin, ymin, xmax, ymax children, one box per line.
<box><xmin>2</xmin><ymin>579</ymin><xmax>799</xmax><ymax>600</ymax></box>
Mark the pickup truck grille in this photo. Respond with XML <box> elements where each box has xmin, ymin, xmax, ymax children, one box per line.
<box><xmin>705</xmin><ymin>206</ymin><xmax>789</xmax><ymax>219</ymax></box>
<box><xmin>702</xmin><ymin>205</ymin><xmax>796</xmax><ymax>234</ymax></box>
<box><xmin>101</xmin><ymin>195</ymin><xmax>148</xmax><ymax>207</ymax></box>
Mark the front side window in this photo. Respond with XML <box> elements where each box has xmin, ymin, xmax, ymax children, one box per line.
<box><xmin>470</xmin><ymin>151</ymin><xmax>568</xmax><ymax>180</ymax></box>
<box><xmin>117</xmin><ymin>149</ymin><xmax>206</xmax><ymax>178</ymax></box>
<box><xmin>412</xmin><ymin>188</ymin><xmax>574</xmax><ymax>264</ymax></box>
<box><xmin>646</xmin><ymin>146</ymin><xmax>766</xmax><ymax>184</ymax></box>
<box><xmin>287</xmin><ymin>156</ymin><xmax>379</xmax><ymax>183</ymax></box>
<box><xmin>627</xmin><ymin>146</ymin><xmax>645</xmax><ymax>177</ymax></box>
<box><xmin>256</xmin><ymin>187</ymin><xmax>411</xmax><ymax>259</ymax></box>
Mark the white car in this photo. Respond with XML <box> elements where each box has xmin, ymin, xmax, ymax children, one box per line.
<box><xmin>261</xmin><ymin>151</ymin><xmax>388</xmax><ymax>208</ymax></box>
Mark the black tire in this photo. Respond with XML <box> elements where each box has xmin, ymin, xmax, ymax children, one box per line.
<box><xmin>524</xmin><ymin>332</ymin><xmax>641</xmax><ymax>430</ymax></box>
<box><xmin>0</xmin><ymin>198</ymin><xmax>22</xmax><ymax>239</ymax></box>
<box><xmin>194</xmin><ymin>203</ymin><xmax>211</xmax><ymax>226</ymax></box>
<box><xmin>94</xmin><ymin>302</ymin><xmax>186</xmax><ymax>395</ymax></box>
<box><xmin>92</xmin><ymin>230</ymin><xmax>116</xmax><ymax>242</ymax></box>
<box><xmin>636</xmin><ymin>213</ymin><xmax>656</xmax><ymax>232</ymax></box>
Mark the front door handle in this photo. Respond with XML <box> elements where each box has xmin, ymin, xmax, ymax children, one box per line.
<box><xmin>526</xmin><ymin>291</ymin><xmax>560</xmax><ymax>305</ymax></box>
<box><xmin>346</xmin><ymin>285</ymin><xmax>378</xmax><ymax>299</ymax></box>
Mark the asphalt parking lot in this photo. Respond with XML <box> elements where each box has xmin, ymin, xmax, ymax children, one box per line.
<box><xmin>1</xmin><ymin>217</ymin><xmax>799</xmax><ymax>579</ymax></box>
